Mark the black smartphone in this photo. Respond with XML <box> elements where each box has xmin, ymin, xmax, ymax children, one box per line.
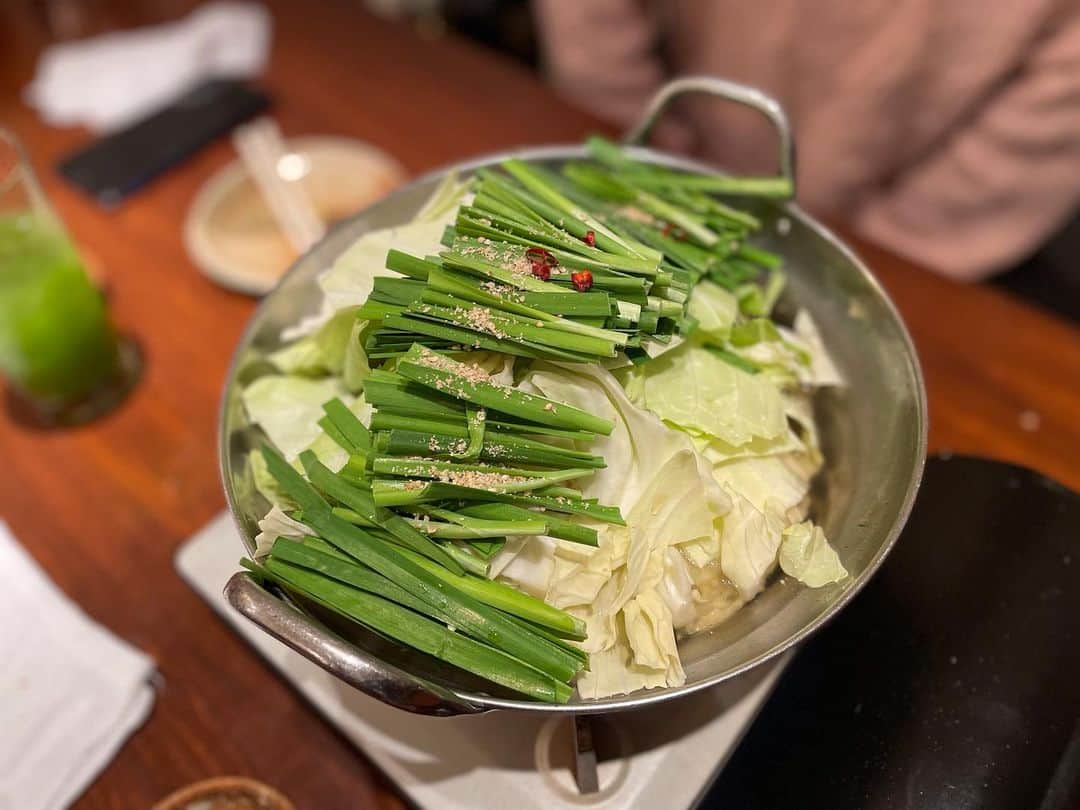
<box><xmin>57</xmin><ymin>78</ymin><xmax>270</xmax><ymax>206</ymax></box>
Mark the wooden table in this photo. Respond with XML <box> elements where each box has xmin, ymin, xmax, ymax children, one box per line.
<box><xmin>1</xmin><ymin>1</ymin><xmax>1078</xmax><ymax>807</ymax></box>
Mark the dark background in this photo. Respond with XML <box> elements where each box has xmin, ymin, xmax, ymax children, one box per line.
<box><xmin>703</xmin><ymin>456</ymin><xmax>1080</xmax><ymax>808</ymax></box>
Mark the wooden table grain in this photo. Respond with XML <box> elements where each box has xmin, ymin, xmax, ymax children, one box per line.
<box><xmin>1</xmin><ymin>1</ymin><xmax>1078</xmax><ymax>808</ymax></box>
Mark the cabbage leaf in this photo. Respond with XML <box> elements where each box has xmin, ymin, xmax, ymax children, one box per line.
<box><xmin>241</xmin><ymin>375</ymin><xmax>349</xmax><ymax>461</ymax></box>
<box><xmin>710</xmin><ymin>455</ymin><xmax>812</xmax><ymax>517</ymax></box>
<box><xmin>779</xmin><ymin>521</ymin><xmax>848</xmax><ymax>587</ymax></box>
<box><xmin>524</xmin><ymin>361</ymin><xmax>730</xmax><ymax>516</ymax></box>
<box><xmin>793</xmin><ymin>310</ymin><xmax>844</xmax><ymax>387</ymax></box>
<box><xmin>249</xmin><ymin>449</ymin><xmax>297</xmax><ymax>511</ymax></box>
<box><xmin>630</xmin><ymin>343</ymin><xmax>787</xmax><ymax>447</ymax></box>
<box><xmin>281</xmin><ymin>173</ymin><xmax>467</xmax><ymax>340</ymax></box>
<box><xmin>254</xmin><ymin>505</ymin><xmax>311</xmax><ymax>558</ymax></box>
<box><xmin>268</xmin><ymin>306</ymin><xmax>357</xmax><ymax>377</ymax></box>
<box><xmin>496</xmin><ymin>363</ymin><xmax>734</xmax><ymax>696</ymax></box>
<box><xmin>687</xmin><ymin>280</ymin><xmax>738</xmax><ymax>342</ymax></box>
<box><xmin>718</xmin><ymin>490</ymin><xmax>787</xmax><ymax>600</ymax></box>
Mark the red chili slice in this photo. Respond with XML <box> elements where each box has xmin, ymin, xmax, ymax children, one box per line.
<box><xmin>661</xmin><ymin>223</ymin><xmax>686</xmax><ymax>241</ymax></box>
<box><xmin>571</xmin><ymin>270</ymin><xmax>593</xmax><ymax>292</ymax></box>
<box><xmin>583</xmin><ymin>230</ymin><xmax>596</xmax><ymax>247</ymax></box>
<box><xmin>525</xmin><ymin>246</ymin><xmax>557</xmax><ymax>280</ymax></box>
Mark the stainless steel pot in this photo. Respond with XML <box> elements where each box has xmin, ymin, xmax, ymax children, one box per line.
<box><xmin>220</xmin><ymin>77</ymin><xmax>927</xmax><ymax>716</ymax></box>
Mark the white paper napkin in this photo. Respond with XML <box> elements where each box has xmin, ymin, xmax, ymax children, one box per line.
<box><xmin>0</xmin><ymin>520</ymin><xmax>157</xmax><ymax>810</ymax></box>
<box><xmin>24</xmin><ymin>1</ymin><xmax>272</xmax><ymax>132</ymax></box>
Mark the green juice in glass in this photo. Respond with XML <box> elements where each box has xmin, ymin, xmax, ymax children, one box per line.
<box><xmin>0</xmin><ymin>212</ymin><xmax>121</xmax><ymax>411</ymax></box>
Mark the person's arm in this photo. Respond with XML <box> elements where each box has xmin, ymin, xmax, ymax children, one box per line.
<box><xmin>851</xmin><ymin>10</ymin><xmax>1080</xmax><ymax>281</ymax></box>
<box><xmin>532</xmin><ymin>0</ymin><xmax>665</xmax><ymax>127</ymax></box>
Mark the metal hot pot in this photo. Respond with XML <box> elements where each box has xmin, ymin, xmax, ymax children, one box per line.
<box><xmin>220</xmin><ymin>77</ymin><xmax>927</xmax><ymax>717</ymax></box>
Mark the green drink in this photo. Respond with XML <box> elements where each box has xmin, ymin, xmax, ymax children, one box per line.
<box><xmin>0</xmin><ymin>214</ymin><xmax>119</xmax><ymax>403</ymax></box>
<box><xmin>0</xmin><ymin>129</ymin><xmax>138</xmax><ymax>425</ymax></box>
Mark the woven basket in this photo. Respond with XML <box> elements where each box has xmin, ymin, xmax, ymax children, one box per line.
<box><xmin>153</xmin><ymin>776</ymin><xmax>294</xmax><ymax>810</ymax></box>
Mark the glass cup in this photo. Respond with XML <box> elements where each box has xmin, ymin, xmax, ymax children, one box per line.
<box><xmin>0</xmin><ymin>128</ymin><xmax>139</xmax><ymax>426</ymax></box>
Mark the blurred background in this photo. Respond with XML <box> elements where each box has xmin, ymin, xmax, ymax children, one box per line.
<box><xmin>2</xmin><ymin>0</ymin><xmax>1077</xmax><ymax>317</ymax></box>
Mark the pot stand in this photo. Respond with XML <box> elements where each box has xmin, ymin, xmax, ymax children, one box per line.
<box><xmin>176</xmin><ymin>511</ymin><xmax>790</xmax><ymax>808</ymax></box>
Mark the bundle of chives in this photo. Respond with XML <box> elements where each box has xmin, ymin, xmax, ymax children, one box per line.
<box><xmin>244</xmin><ymin>556</ymin><xmax>573</xmax><ymax>703</ymax></box>
<box><xmin>246</xmin><ymin>341</ymin><xmax>627</xmax><ymax>697</ymax></box>
<box><xmin>252</xmin><ymin>445</ymin><xmax>587</xmax><ymax>701</ymax></box>
<box><xmin>356</xmin><ymin>138</ymin><xmax>788</xmax><ymax>368</ymax></box>
<box><xmin>356</xmin><ymin>345</ymin><xmax>621</xmax><ymax>531</ymax></box>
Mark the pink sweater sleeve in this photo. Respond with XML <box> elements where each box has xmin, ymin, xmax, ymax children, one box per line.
<box><xmin>532</xmin><ymin>0</ymin><xmax>663</xmax><ymax>126</ymax></box>
<box><xmin>851</xmin><ymin>13</ymin><xmax>1080</xmax><ymax>281</ymax></box>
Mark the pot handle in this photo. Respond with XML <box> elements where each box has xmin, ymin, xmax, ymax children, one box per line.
<box><xmin>623</xmin><ymin>75</ymin><xmax>796</xmax><ymax>197</ymax></box>
<box><xmin>224</xmin><ymin>572</ymin><xmax>489</xmax><ymax>716</ymax></box>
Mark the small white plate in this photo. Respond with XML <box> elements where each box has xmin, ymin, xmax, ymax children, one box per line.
<box><xmin>184</xmin><ymin>135</ymin><xmax>406</xmax><ymax>296</ymax></box>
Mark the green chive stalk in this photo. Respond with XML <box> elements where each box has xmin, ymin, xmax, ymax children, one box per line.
<box><xmin>243</xmin><ymin>557</ymin><xmax>571</xmax><ymax>703</ymax></box>
<box><xmin>395</xmin><ymin>547</ymin><xmax>587</xmax><ymax>640</ymax></box>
